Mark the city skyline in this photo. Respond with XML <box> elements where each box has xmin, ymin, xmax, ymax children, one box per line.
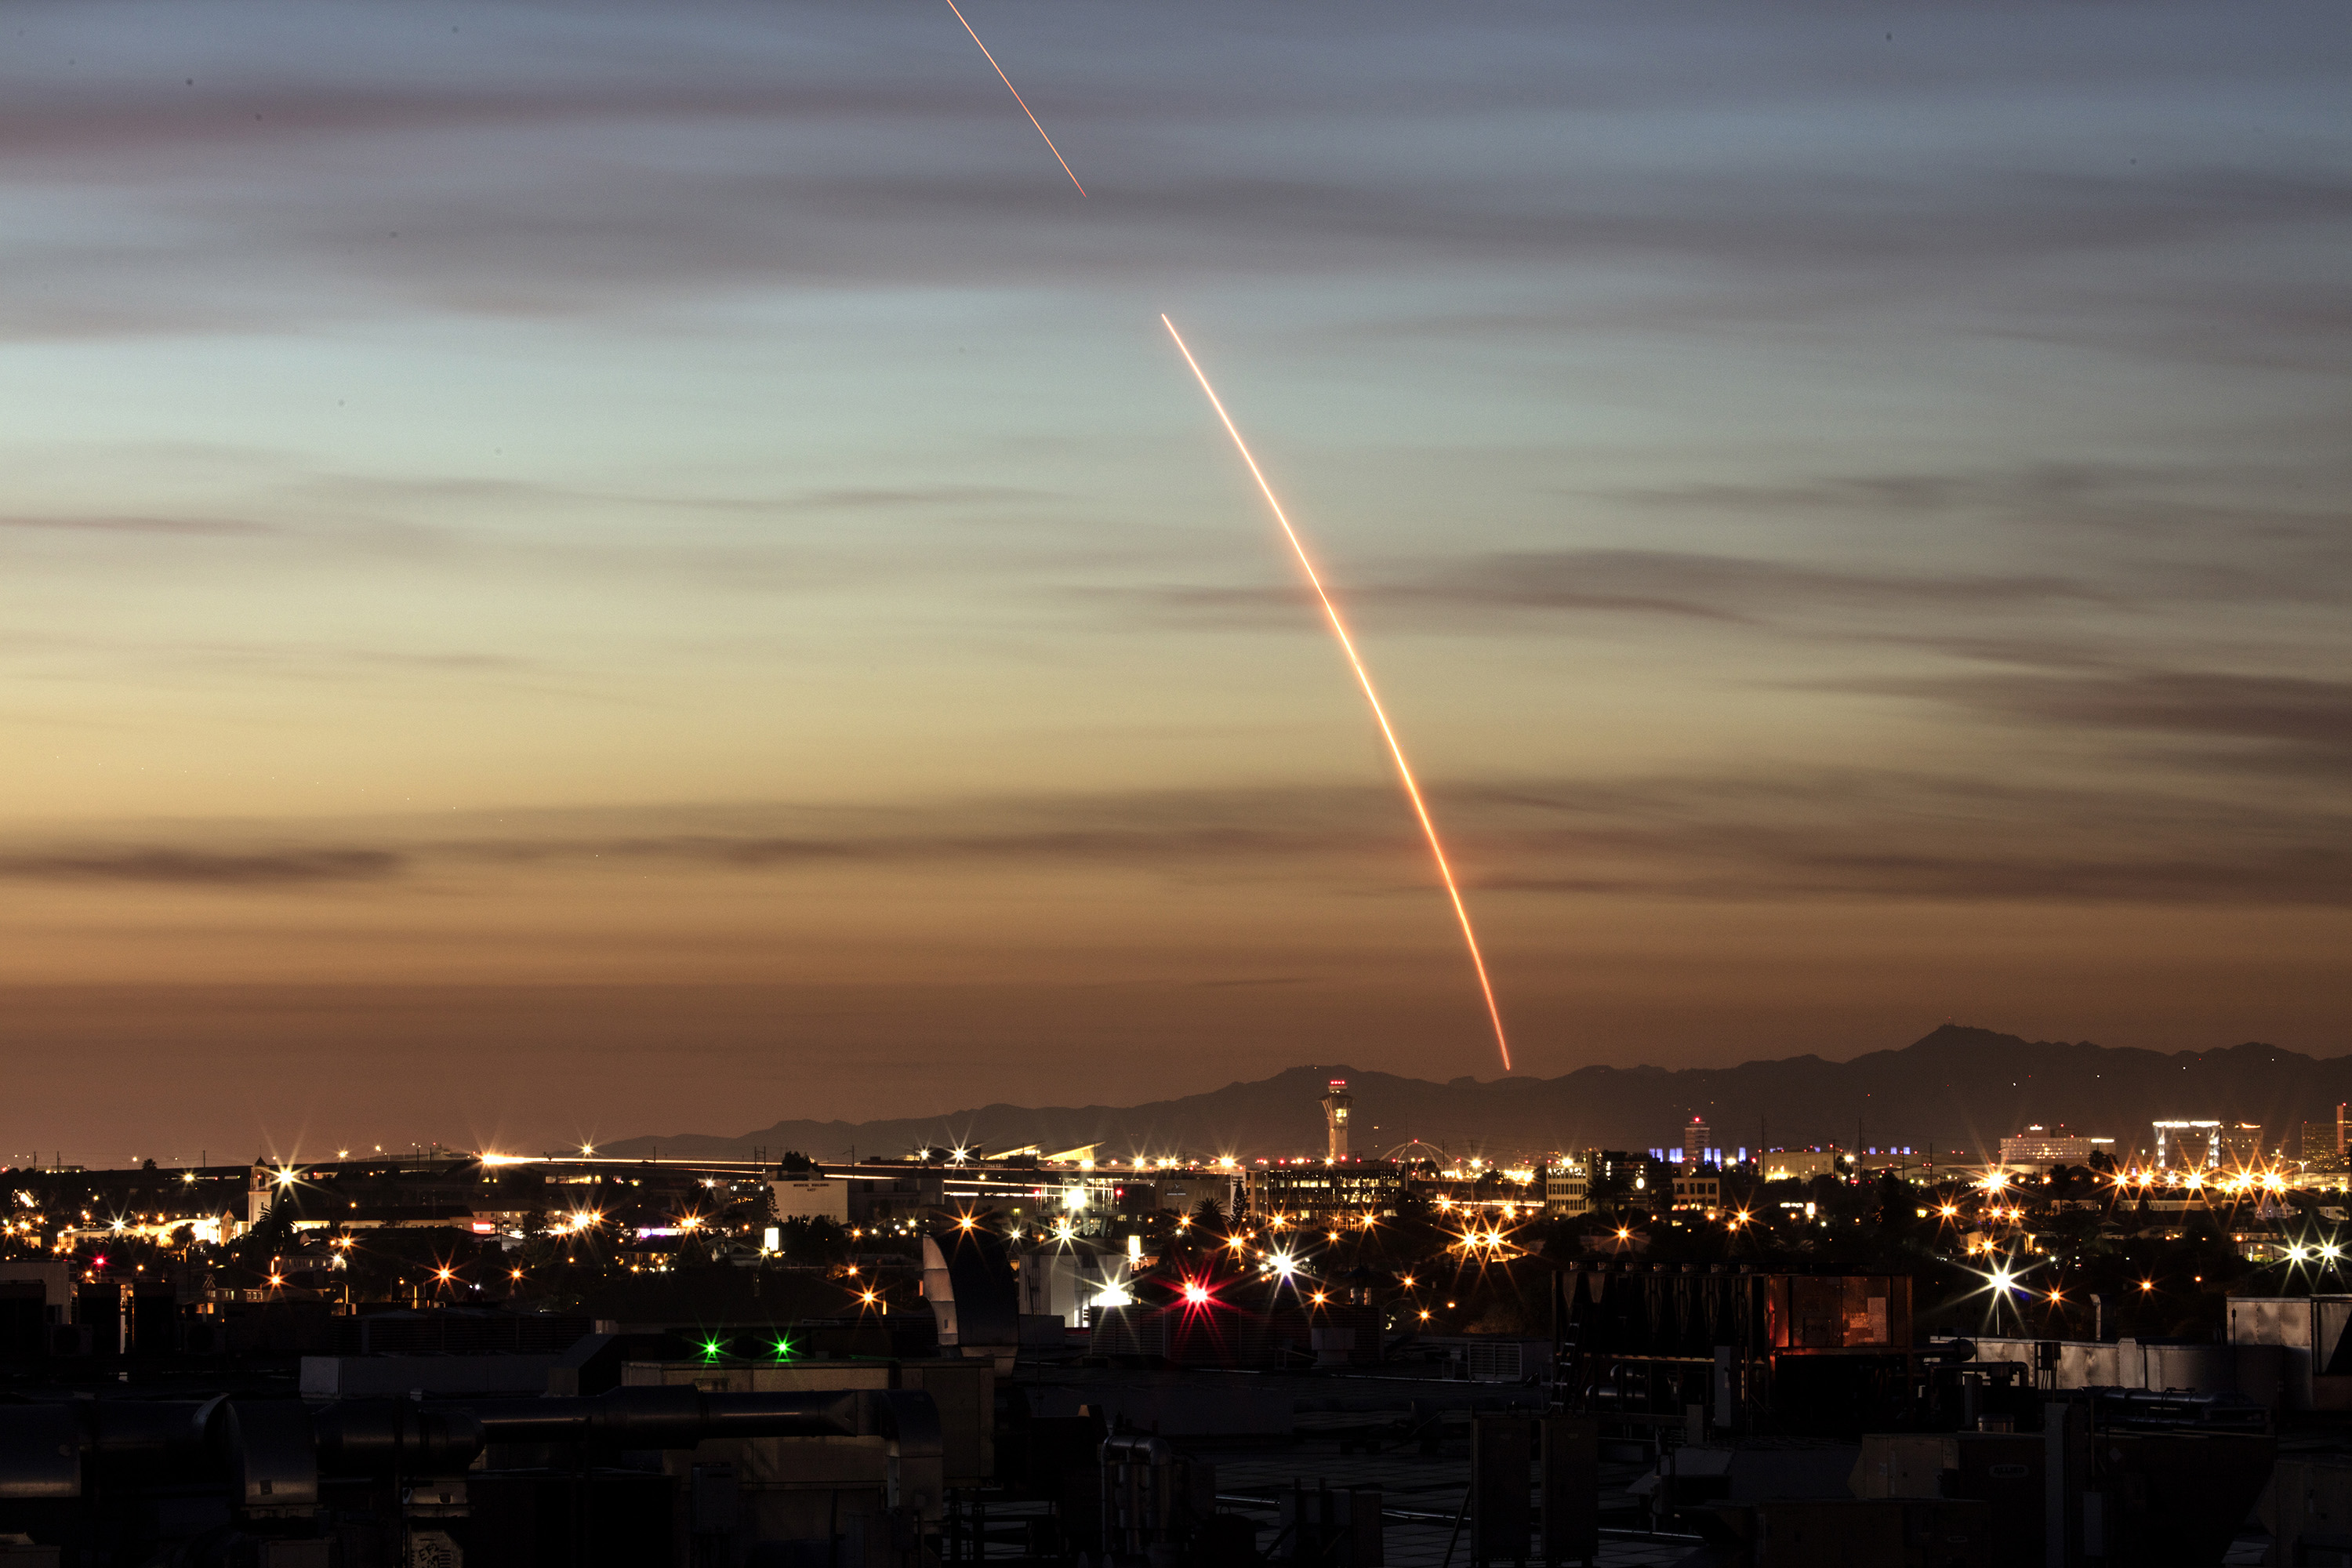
<box><xmin>3</xmin><ymin>1</ymin><xmax>2346</xmax><ymax>1160</ymax></box>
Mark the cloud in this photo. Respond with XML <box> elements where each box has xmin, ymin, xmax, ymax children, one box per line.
<box><xmin>4</xmin><ymin>5</ymin><xmax>2345</xmax><ymax>339</ymax></box>
<box><xmin>0</xmin><ymin>848</ymin><xmax>405</xmax><ymax>886</ymax></box>
<box><xmin>0</xmin><ymin>514</ymin><xmax>278</xmax><ymax>537</ymax></box>
<box><xmin>1860</xmin><ymin>670</ymin><xmax>2352</xmax><ymax>765</ymax></box>
<box><xmin>12</xmin><ymin>762</ymin><xmax>2347</xmax><ymax>907</ymax></box>
<box><xmin>1120</xmin><ymin>548</ymin><xmax>2118</xmax><ymax>633</ymax></box>
<box><xmin>1597</xmin><ymin>461</ymin><xmax>2350</xmax><ymax>550</ymax></box>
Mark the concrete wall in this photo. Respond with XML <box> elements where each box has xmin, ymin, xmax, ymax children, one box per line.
<box><xmin>299</xmin><ymin>1353</ymin><xmax>557</xmax><ymax>1397</ymax></box>
<box><xmin>2227</xmin><ymin>1296</ymin><xmax>2352</xmax><ymax>1411</ymax></box>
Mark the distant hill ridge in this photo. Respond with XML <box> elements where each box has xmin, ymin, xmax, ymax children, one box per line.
<box><xmin>605</xmin><ymin>1025</ymin><xmax>2352</xmax><ymax>1167</ymax></box>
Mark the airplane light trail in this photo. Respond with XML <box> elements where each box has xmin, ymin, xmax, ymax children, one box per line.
<box><xmin>940</xmin><ymin>0</ymin><xmax>1087</xmax><ymax>196</ymax></box>
<box><xmin>1160</xmin><ymin>314</ymin><xmax>1512</xmax><ymax>1073</ymax></box>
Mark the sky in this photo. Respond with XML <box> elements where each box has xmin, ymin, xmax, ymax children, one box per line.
<box><xmin>2</xmin><ymin>0</ymin><xmax>2346</xmax><ymax>1164</ymax></box>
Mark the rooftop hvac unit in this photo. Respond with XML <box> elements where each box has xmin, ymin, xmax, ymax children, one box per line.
<box><xmin>1465</xmin><ymin>1339</ymin><xmax>1552</xmax><ymax>1383</ymax></box>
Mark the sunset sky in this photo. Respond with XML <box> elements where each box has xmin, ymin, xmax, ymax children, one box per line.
<box><xmin>3</xmin><ymin>1</ymin><xmax>2345</xmax><ymax>1163</ymax></box>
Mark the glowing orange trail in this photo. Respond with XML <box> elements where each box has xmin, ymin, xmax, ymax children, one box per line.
<box><xmin>940</xmin><ymin>0</ymin><xmax>1087</xmax><ymax>196</ymax></box>
<box><xmin>1160</xmin><ymin>314</ymin><xmax>1512</xmax><ymax>1073</ymax></box>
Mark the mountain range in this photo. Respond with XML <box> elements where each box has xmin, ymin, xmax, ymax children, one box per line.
<box><xmin>604</xmin><ymin>1025</ymin><xmax>2352</xmax><ymax>1167</ymax></box>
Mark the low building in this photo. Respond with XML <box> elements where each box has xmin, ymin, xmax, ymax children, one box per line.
<box><xmin>1247</xmin><ymin>1160</ymin><xmax>1404</xmax><ymax>1222</ymax></box>
<box><xmin>1997</xmin><ymin>1127</ymin><xmax>2113</xmax><ymax>1167</ymax></box>
<box><xmin>1760</xmin><ymin>1149</ymin><xmax>1849</xmax><ymax>1182</ymax></box>
<box><xmin>771</xmin><ymin>1178</ymin><xmax>848</xmax><ymax>1222</ymax></box>
<box><xmin>1670</xmin><ymin>1173</ymin><xmax>1720</xmax><ymax>1212</ymax></box>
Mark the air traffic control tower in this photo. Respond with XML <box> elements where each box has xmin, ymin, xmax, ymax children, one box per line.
<box><xmin>1322</xmin><ymin>1078</ymin><xmax>1352</xmax><ymax>1162</ymax></box>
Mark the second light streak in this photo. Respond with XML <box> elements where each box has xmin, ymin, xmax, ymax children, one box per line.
<box><xmin>1160</xmin><ymin>314</ymin><xmax>1512</xmax><ymax>1073</ymax></box>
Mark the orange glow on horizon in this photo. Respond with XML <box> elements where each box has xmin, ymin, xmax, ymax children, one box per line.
<box><xmin>940</xmin><ymin>0</ymin><xmax>1087</xmax><ymax>196</ymax></box>
<box><xmin>1160</xmin><ymin>314</ymin><xmax>1512</xmax><ymax>1073</ymax></box>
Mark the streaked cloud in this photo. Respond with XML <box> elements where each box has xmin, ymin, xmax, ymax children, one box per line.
<box><xmin>0</xmin><ymin>847</ymin><xmax>402</xmax><ymax>885</ymax></box>
<box><xmin>10</xmin><ymin>762</ymin><xmax>2345</xmax><ymax>907</ymax></box>
<box><xmin>0</xmin><ymin>514</ymin><xmax>279</xmax><ymax>537</ymax></box>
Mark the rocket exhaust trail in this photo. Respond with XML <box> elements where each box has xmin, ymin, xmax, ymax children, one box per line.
<box><xmin>941</xmin><ymin>0</ymin><xmax>1087</xmax><ymax>196</ymax></box>
<box><xmin>1160</xmin><ymin>315</ymin><xmax>1512</xmax><ymax>1073</ymax></box>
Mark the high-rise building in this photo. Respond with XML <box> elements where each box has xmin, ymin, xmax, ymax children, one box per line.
<box><xmin>1544</xmin><ymin>1160</ymin><xmax>1590</xmax><ymax>1217</ymax></box>
<box><xmin>1682</xmin><ymin>1118</ymin><xmax>1711</xmax><ymax>1167</ymax></box>
<box><xmin>2216</xmin><ymin>1123</ymin><xmax>2265</xmax><ymax>1166</ymax></box>
<box><xmin>2300</xmin><ymin>1121</ymin><xmax>2339</xmax><ymax>1161</ymax></box>
<box><xmin>1321</xmin><ymin>1079</ymin><xmax>1352</xmax><ymax>1163</ymax></box>
<box><xmin>2153</xmin><ymin>1120</ymin><xmax>2223</xmax><ymax>1169</ymax></box>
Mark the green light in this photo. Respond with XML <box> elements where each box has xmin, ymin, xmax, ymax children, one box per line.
<box><xmin>772</xmin><ymin>1335</ymin><xmax>794</xmax><ymax>1360</ymax></box>
<box><xmin>700</xmin><ymin>1337</ymin><xmax>724</xmax><ymax>1360</ymax></box>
